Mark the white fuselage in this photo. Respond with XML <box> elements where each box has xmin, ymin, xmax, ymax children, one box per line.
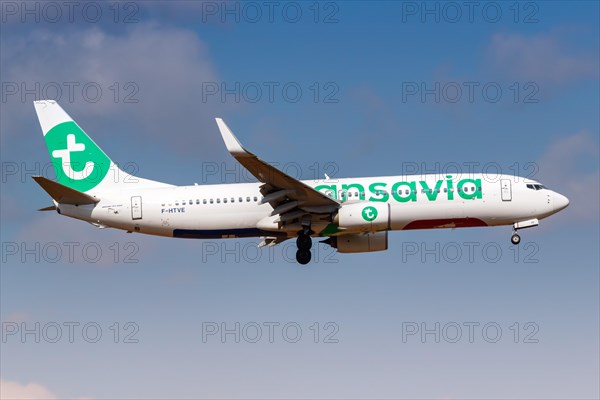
<box><xmin>57</xmin><ymin>173</ymin><xmax>568</xmax><ymax>240</ymax></box>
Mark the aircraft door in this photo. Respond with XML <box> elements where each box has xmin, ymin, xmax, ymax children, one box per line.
<box><xmin>500</xmin><ymin>179</ymin><xmax>512</xmax><ymax>201</ymax></box>
<box><xmin>131</xmin><ymin>196</ymin><xmax>143</xmax><ymax>220</ymax></box>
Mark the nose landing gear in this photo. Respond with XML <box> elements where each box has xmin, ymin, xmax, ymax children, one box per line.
<box><xmin>510</xmin><ymin>219</ymin><xmax>539</xmax><ymax>245</ymax></box>
<box><xmin>511</xmin><ymin>232</ymin><xmax>521</xmax><ymax>245</ymax></box>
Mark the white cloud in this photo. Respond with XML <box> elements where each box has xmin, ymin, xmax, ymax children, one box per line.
<box><xmin>537</xmin><ymin>131</ymin><xmax>599</xmax><ymax>221</ymax></box>
<box><xmin>1</xmin><ymin>24</ymin><xmax>232</xmax><ymax>155</ymax></box>
<box><xmin>0</xmin><ymin>379</ymin><xmax>57</xmax><ymax>400</ymax></box>
<box><xmin>1</xmin><ymin>312</ymin><xmax>31</xmax><ymax>324</ymax></box>
<box><xmin>487</xmin><ymin>32</ymin><xmax>598</xmax><ymax>84</ymax></box>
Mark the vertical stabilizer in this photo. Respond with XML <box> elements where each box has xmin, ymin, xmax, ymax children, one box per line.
<box><xmin>33</xmin><ymin>100</ymin><xmax>169</xmax><ymax>193</ymax></box>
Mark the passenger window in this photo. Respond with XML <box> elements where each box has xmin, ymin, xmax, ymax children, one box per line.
<box><xmin>196</xmin><ymin>199</ymin><xmax>199</xmax><ymax>204</ymax></box>
<box><xmin>217</xmin><ymin>198</ymin><xmax>221</xmax><ymax>204</ymax></box>
<box><xmin>161</xmin><ymin>203</ymin><xmax>165</xmax><ymax>207</ymax></box>
<box><xmin>443</xmin><ymin>188</ymin><xmax>447</xmax><ymax>193</ymax></box>
<box><xmin>239</xmin><ymin>197</ymin><xmax>243</xmax><ymax>202</ymax></box>
<box><xmin>210</xmin><ymin>199</ymin><xmax>214</xmax><ymax>204</ymax></box>
<box><xmin>246</xmin><ymin>197</ymin><xmax>251</xmax><ymax>202</ymax></box>
<box><xmin>253</xmin><ymin>196</ymin><xmax>258</xmax><ymax>202</ymax></box>
<box><xmin>224</xmin><ymin>198</ymin><xmax>227</xmax><ymax>203</ymax></box>
<box><xmin>203</xmin><ymin>199</ymin><xmax>207</xmax><ymax>204</ymax></box>
<box><xmin>175</xmin><ymin>201</ymin><xmax>179</xmax><ymax>206</ymax></box>
<box><xmin>478</xmin><ymin>187</ymin><xmax>481</xmax><ymax>192</ymax></box>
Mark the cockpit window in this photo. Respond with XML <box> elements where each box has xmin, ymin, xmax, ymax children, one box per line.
<box><xmin>526</xmin><ymin>183</ymin><xmax>548</xmax><ymax>191</ymax></box>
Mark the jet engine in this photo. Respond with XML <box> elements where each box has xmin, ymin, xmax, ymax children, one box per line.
<box><xmin>335</xmin><ymin>203</ymin><xmax>390</xmax><ymax>232</ymax></box>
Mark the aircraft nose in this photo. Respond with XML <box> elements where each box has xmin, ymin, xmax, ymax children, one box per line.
<box><xmin>553</xmin><ymin>192</ymin><xmax>570</xmax><ymax>212</ymax></box>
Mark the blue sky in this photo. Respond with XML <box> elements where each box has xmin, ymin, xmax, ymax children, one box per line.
<box><xmin>1</xmin><ymin>1</ymin><xmax>598</xmax><ymax>398</ymax></box>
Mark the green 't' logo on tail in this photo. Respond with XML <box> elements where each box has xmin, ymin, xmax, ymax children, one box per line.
<box><xmin>45</xmin><ymin>121</ymin><xmax>111</xmax><ymax>192</ymax></box>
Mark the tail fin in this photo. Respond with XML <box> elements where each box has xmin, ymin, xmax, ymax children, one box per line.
<box><xmin>34</xmin><ymin>100</ymin><xmax>169</xmax><ymax>193</ymax></box>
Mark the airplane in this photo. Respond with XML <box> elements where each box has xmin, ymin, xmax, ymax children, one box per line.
<box><xmin>32</xmin><ymin>100</ymin><xmax>569</xmax><ymax>265</ymax></box>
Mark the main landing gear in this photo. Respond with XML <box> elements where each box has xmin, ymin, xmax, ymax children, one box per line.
<box><xmin>296</xmin><ymin>227</ymin><xmax>313</xmax><ymax>265</ymax></box>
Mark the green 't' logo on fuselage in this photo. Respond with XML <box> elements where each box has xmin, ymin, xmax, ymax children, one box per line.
<box><xmin>44</xmin><ymin>121</ymin><xmax>110</xmax><ymax>192</ymax></box>
<box><xmin>362</xmin><ymin>206</ymin><xmax>378</xmax><ymax>222</ymax></box>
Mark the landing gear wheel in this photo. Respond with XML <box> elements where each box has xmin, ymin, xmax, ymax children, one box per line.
<box><xmin>296</xmin><ymin>249</ymin><xmax>312</xmax><ymax>265</ymax></box>
<box><xmin>296</xmin><ymin>234</ymin><xmax>312</xmax><ymax>250</ymax></box>
<box><xmin>511</xmin><ymin>233</ymin><xmax>521</xmax><ymax>245</ymax></box>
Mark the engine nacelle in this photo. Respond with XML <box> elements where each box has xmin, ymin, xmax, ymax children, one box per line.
<box><xmin>324</xmin><ymin>231</ymin><xmax>388</xmax><ymax>253</ymax></box>
<box><xmin>336</xmin><ymin>203</ymin><xmax>390</xmax><ymax>232</ymax></box>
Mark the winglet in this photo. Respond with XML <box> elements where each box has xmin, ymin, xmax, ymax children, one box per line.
<box><xmin>215</xmin><ymin>118</ymin><xmax>252</xmax><ymax>157</ymax></box>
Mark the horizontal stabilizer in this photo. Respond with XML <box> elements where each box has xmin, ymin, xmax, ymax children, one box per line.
<box><xmin>38</xmin><ymin>205</ymin><xmax>57</xmax><ymax>211</ymax></box>
<box><xmin>32</xmin><ymin>176</ymin><xmax>99</xmax><ymax>205</ymax></box>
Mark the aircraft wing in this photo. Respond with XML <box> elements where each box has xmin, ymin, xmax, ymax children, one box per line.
<box><xmin>215</xmin><ymin>119</ymin><xmax>339</xmax><ymax>225</ymax></box>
